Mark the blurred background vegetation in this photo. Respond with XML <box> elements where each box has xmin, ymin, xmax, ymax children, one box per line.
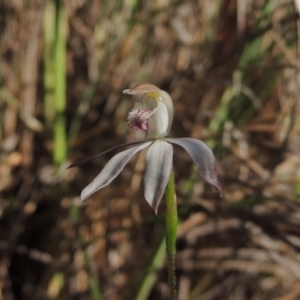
<box><xmin>1</xmin><ymin>0</ymin><xmax>300</xmax><ymax>299</ymax></box>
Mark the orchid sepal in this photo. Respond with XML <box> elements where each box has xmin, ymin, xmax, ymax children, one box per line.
<box><xmin>67</xmin><ymin>139</ymin><xmax>151</xmax><ymax>169</ymax></box>
<box><xmin>81</xmin><ymin>142</ymin><xmax>152</xmax><ymax>202</ymax></box>
<box><xmin>144</xmin><ymin>140</ymin><xmax>173</xmax><ymax>214</ymax></box>
<box><xmin>166</xmin><ymin>137</ymin><xmax>222</xmax><ymax>196</ymax></box>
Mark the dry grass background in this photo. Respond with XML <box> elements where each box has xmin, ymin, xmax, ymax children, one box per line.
<box><xmin>1</xmin><ymin>0</ymin><xmax>300</xmax><ymax>299</ymax></box>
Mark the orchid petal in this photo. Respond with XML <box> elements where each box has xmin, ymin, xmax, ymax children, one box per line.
<box><xmin>157</xmin><ymin>91</ymin><xmax>173</xmax><ymax>135</ymax></box>
<box><xmin>81</xmin><ymin>142</ymin><xmax>152</xmax><ymax>202</ymax></box>
<box><xmin>166</xmin><ymin>138</ymin><xmax>222</xmax><ymax>195</ymax></box>
<box><xmin>144</xmin><ymin>140</ymin><xmax>173</xmax><ymax>213</ymax></box>
<box><xmin>68</xmin><ymin>139</ymin><xmax>150</xmax><ymax>169</ymax></box>
<box><xmin>147</xmin><ymin>101</ymin><xmax>169</xmax><ymax>138</ymax></box>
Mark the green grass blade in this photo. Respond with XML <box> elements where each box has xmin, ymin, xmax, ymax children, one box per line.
<box><xmin>126</xmin><ymin>233</ymin><xmax>166</xmax><ymax>300</ymax></box>
<box><xmin>54</xmin><ymin>0</ymin><xmax>67</xmax><ymax>166</ymax></box>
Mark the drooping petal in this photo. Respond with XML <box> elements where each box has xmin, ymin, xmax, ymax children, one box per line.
<box><xmin>144</xmin><ymin>140</ymin><xmax>173</xmax><ymax>213</ymax></box>
<box><xmin>166</xmin><ymin>138</ymin><xmax>222</xmax><ymax>195</ymax></box>
<box><xmin>81</xmin><ymin>142</ymin><xmax>152</xmax><ymax>202</ymax></box>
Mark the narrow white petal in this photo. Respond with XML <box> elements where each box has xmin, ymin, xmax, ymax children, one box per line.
<box><xmin>81</xmin><ymin>142</ymin><xmax>152</xmax><ymax>202</ymax></box>
<box><xmin>144</xmin><ymin>140</ymin><xmax>173</xmax><ymax>213</ymax></box>
<box><xmin>166</xmin><ymin>138</ymin><xmax>222</xmax><ymax>195</ymax></box>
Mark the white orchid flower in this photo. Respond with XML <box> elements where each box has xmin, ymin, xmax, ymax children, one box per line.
<box><xmin>69</xmin><ymin>83</ymin><xmax>221</xmax><ymax>213</ymax></box>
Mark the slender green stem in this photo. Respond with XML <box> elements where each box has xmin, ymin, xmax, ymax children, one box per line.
<box><xmin>165</xmin><ymin>170</ymin><xmax>177</xmax><ymax>300</ymax></box>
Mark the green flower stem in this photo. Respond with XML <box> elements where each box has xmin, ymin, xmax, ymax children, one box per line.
<box><xmin>165</xmin><ymin>170</ymin><xmax>178</xmax><ymax>300</ymax></box>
